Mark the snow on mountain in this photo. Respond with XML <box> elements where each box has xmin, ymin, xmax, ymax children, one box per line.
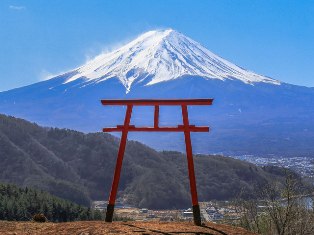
<box><xmin>64</xmin><ymin>29</ymin><xmax>280</xmax><ymax>92</ymax></box>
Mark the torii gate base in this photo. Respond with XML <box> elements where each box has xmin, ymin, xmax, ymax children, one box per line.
<box><xmin>101</xmin><ymin>99</ymin><xmax>213</xmax><ymax>226</ymax></box>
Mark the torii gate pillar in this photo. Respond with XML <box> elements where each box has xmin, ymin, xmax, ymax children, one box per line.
<box><xmin>101</xmin><ymin>99</ymin><xmax>213</xmax><ymax>226</ymax></box>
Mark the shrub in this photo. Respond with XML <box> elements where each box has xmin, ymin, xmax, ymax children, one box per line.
<box><xmin>32</xmin><ymin>213</ymin><xmax>47</xmax><ymax>223</ymax></box>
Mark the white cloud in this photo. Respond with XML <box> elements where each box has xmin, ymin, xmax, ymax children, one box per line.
<box><xmin>9</xmin><ymin>5</ymin><xmax>26</xmax><ymax>10</ymax></box>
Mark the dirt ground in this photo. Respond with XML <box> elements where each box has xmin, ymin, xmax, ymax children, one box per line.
<box><xmin>0</xmin><ymin>221</ymin><xmax>256</xmax><ymax>235</ymax></box>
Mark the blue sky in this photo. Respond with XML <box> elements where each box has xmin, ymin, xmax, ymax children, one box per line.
<box><xmin>0</xmin><ymin>0</ymin><xmax>313</xmax><ymax>91</ymax></box>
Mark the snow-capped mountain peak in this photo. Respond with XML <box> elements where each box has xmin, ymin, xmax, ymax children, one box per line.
<box><xmin>64</xmin><ymin>29</ymin><xmax>280</xmax><ymax>92</ymax></box>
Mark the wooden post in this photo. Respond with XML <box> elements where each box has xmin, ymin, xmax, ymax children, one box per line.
<box><xmin>181</xmin><ymin>105</ymin><xmax>202</xmax><ymax>226</ymax></box>
<box><xmin>105</xmin><ymin>105</ymin><xmax>133</xmax><ymax>222</ymax></box>
<box><xmin>154</xmin><ymin>105</ymin><xmax>159</xmax><ymax>128</ymax></box>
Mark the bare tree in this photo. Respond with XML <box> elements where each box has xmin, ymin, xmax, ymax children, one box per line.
<box><xmin>235</xmin><ymin>172</ymin><xmax>314</xmax><ymax>235</ymax></box>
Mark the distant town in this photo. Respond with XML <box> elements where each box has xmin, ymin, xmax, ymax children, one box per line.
<box><xmin>93</xmin><ymin>201</ymin><xmax>240</xmax><ymax>223</ymax></box>
<box><xmin>230</xmin><ymin>156</ymin><xmax>314</xmax><ymax>178</ymax></box>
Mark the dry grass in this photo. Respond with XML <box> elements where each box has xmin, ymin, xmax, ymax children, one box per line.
<box><xmin>0</xmin><ymin>221</ymin><xmax>256</xmax><ymax>235</ymax></box>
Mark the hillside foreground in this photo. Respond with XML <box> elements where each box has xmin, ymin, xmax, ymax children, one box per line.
<box><xmin>0</xmin><ymin>221</ymin><xmax>256</xmax><ymax>235</ymax></box>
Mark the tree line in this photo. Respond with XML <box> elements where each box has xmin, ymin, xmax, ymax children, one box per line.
<box><xmin>0</xmin><ymin>183</ymin><xmax>103</xmax><ymax>222</ymax></box>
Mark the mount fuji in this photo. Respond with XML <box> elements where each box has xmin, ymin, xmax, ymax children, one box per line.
<box><xmin>1</xmin><ymin>29</ymin><xmax>314</xmax><ymax>156</ymax></box>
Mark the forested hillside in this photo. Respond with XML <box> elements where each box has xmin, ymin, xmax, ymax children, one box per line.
<box><xmin>0</xmin><ymin>114</ymin><xmax>302</xmax><ymax>209</ymax></box>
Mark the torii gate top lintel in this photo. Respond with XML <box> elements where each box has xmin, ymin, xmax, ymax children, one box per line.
<box><xmin>101</xmin><ymin>98</ymin><xmax>213</xmax><ymax>133</ymax></box>
<box><xmin>101</xmin><ymin>98</ymin><xmax>213</xmax><ymax>226</ymax></box>
<box><xmin>101</xmin><ymin>98</ymin><xmax>213</xmax><ymax>106</ymax></box>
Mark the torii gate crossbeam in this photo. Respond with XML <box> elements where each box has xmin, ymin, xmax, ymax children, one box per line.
<box><xmin>101</xmin><ymin>99</ymin><xmax>213</xmax><ymax>226</ymax></box>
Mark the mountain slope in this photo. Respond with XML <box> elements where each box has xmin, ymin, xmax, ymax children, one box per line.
<box><xmin>0</xmin><ymin>29</ymin><xmax>314</xmax><ymax>155</ymax></box>
<box><xmin>0</xmin><ymin>114</ymin><xmax>294</xmax><ymax>209</ymax></box>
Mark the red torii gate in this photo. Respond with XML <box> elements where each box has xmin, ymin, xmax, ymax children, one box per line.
<box><xmin>101</xmin><ymin>99</ymin><xmax>213</xmax><ymax>226</ymax></box>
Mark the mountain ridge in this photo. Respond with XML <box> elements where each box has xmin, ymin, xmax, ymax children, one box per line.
<box><xmin>0</xmin><ymin>29</ymin><xmax>314</xmax><ymax>156</ymax></box>
<box><xmin>0</xmin><ymin>113</ymin><xmax>297</xmax><ymax>208</ymax></box>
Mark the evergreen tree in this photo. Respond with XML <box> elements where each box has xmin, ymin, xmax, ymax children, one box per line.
<box><xmin>0</xmin><ymin>183</ymin><xmax>102</xmax><ymax>222</ymax></box>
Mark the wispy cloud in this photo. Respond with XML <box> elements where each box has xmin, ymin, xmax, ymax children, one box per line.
<box><xmin>83</xmin><ymin>30</ymin><xmax>152</xmax><ymax>64</ymax></box>
<box><xmin>38</xmin><ymin>70</ymin><xmax>59</xmax><ymax>81</ymax></box>
<box><xmin>9</xmin><ymin>5</ymin><xmax>26</xmax><ymax>11</ymax></box>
